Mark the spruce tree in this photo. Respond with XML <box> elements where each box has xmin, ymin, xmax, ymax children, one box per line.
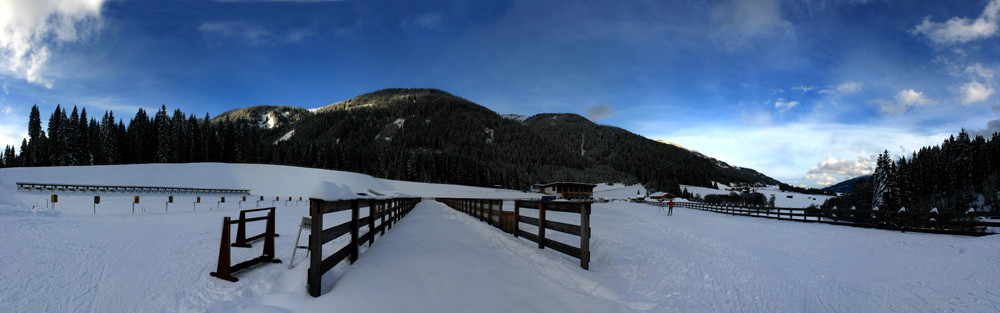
<box><xmin>67</xmin><ymin>106</ymin><xmax>80</xmax><ymax>166</ymax></box>
<box><xmin>88</xmin><ymin>117</ymin><xmax>102</xmax><ymax>165</ymax></box>
<box><xmin>101</xmin><ymin>111</ymin><xmax>119</xmax><ymax>165</ymax></box>
<box><xmin>872</xmin><ymin>150</ymin><xmax>892</xmax><ymax>211</ymax></box>
<box><xmin>27</xmin><ymin>104</ymin><xmax>44</xmax><ymax>166</ymax></box>
<box><xmin>78</xmin><ymin>108</ymin><xmax>92</xmax><ymax>165</ymax></box>
<box><xmin>154</xmin><ymin>105</ymin><xmax>171</xmax><ymax>163</ymax></box>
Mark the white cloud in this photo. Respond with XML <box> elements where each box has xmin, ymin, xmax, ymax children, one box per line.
<box><xmin>877</xmin><ymin>89</ymin><xmax>935</xmax><ymax>114</ymax></box>
<box><xmin>912</xmin><ymin>0</ymin><xmax>999</xmax><ymax>45</ymax></box>
<box><xmin>898</xmin><ymin>89</ymin><xmax>933</xmax><ymax>106</ymax></box>
<box><xmin>803</xmin><ymin>154</ymin><xmax>876</xmax><ymax>190</ymax></box>
<box><xmin>585</xmin><ymin>103</ymin><xmax>615</xmax><ymax>120</ymax></box>
<box><xmin>642</xmin><ymin>121</ymin><xmax>950</xmax><ymax>188</ymax></box>
<box><xmin>803</xmin><ymin>173</ymin><xmax>839</xmax><ymax>187</ymax></box>
<box><xmin>959</xmin><ymin>81</ymin><xmax>995</xmax><ymax>103</ymax></box>
<box><xmin>791</xmin><ymin>85</ymin><xmax>814</xmax><ymax>94</ymax></box>
<box><xmin>774</xmin><ymin>98</ymin><xmax>799</xmax><ymax>109</ymax></box>
<box><xmin>807</xmin><ymin>156</ymin><xmax>875</xmax><ymax>177</ymax></box>
<box><xmin>0</xmin><ymin>0</ymin><xmax>106</xmax><ymax>88</ymax></box>
<box><xmin>2</xmin><ymin>106</ymin><xmax>11</xmax><ymax>115</ymax></box>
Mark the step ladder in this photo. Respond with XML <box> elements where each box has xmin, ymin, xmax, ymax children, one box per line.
<box><xmin>288</xmin><ymin>216</ymin><xmax>312</xmax><ymax>269</ymax></box>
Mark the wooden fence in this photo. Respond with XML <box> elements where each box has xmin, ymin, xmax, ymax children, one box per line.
<box><xmin>308</xmin><ymin>197</ymin><xmax>420</xmax><ymax>297</ymax></box>
<box><xmin>670</xmin><ymin>201</ymin><xmax>1000</xmax><ymax>236</ymax></box>
<box><xmin>210</xmin><ymin>207</ymin><xmax>281</xmax><ymax>282</ymax></box>
<box><xmin>437</xmin><ymin>198</ymin><xmax>591</xmax><ymax>270</ymax></box>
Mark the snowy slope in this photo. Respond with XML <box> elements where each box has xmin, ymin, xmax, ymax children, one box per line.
<box><xmin>680</xmin><ymin>184</ymin><xmax>834</xmax><ymax>208</ymax></box>
<box><xmin>1</xmin><ymin>164</ymin><xmax>996</xmax><ymax>312</ymax></box>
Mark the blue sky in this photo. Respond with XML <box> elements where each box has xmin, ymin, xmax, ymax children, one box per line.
<box><xmin>1</xmin><ymin>0</ymin><xmax>998</xmax><ymax>187</ymax></box>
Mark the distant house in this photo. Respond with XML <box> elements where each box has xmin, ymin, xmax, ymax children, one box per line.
<box><xmin>648</xmin><ymin>192</ymin><xmax>676</xmax><ymax>201</ymax></box>
<box><xmin>538</xmin><ymin>182</ymin><xmax>597</xmax><ymax>200</ymax></box>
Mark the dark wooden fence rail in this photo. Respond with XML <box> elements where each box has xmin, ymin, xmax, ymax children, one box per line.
<box><xmin>669</xmin><ymin>201</ymin><xmax>1000</xmax><ymax>236</ymax></box>
<box><xmin>232</xmin><ymin>207</ymin><xmax>280</xmax><ymax>248</ymax></box>
<box><xmin>210</xmin><ymin>209</ymin><xmax>281</xmax><ymax>282</ymax></box>
<box><xmin>437</xmin><ymin>198</ymin><xmax>592</xmax><ymax>270</ymax></box>
<box><xmin>308</xmin><ymin>197</ymin><xmax>420</xmax><ymax>297</ymax></box>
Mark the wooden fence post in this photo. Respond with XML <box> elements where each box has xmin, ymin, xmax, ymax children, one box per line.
<box><xmin>580</xmin><ymin>202</ymin><xmax>590</xmax><ymax>270</ymax></box>
<box><xmin>308</xmin><ymin>199</ymin><xmax>323</xmax><ymax>297</ymax></box>
<box><xmin>369</xmin><ymin>200</ymin><xmax>376</xmax><ymax>247</ymax></box>
<box><xmin>263</xmin><ymin>211</ymin><xmax>278</xmax><ymax>261</ymax></box>
<box><xmin>380</xmin><ymin>200</ymin><xmax>387</xmax><ymax>236</ymax></box>
<box><xmin>350</xmin><ymin>199</ymin><xmax>360</xmax><ymax>263</ymax></box>
<box><xmin>488</xmin><ymin>200</ymin><xmax>495</xmax><ymax>227</ymax></box>
<box><xmin>538</xmin><ymin>201</ymin><xmax>546</xmax><ymax>249</ymax></box>
<box><xmin>210</xmin><ymin>217</ymin><xmax>237</xmax><ymax>282</ymax></box>
<box><xmin>234</xmin><ymin>210</ymin><xmax>248</xmax><ymax>247</ymax></box>
<box><xmin>514</xmin><ymin>201</ymin><xmax>520</xmax><ymax>238</ymax></box>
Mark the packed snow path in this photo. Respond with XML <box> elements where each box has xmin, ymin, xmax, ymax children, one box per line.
<box><xmin>259</xmin><ymin>200</ymin><xmax>622</xmax><ymax>312</ymax></box>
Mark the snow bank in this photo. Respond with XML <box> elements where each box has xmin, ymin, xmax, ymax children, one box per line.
<box><xmin>309</xmin><ymin>181</ymin><xmax>358</xmax><ymax>201</ymax></box>
<box><xmin>0</xmin><ymin>177</ymin><xmax>31</xmax><ymax>215</ymax></box>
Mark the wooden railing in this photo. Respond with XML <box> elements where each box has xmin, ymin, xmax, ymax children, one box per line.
<box><xmin>437</xmin><ymin>198</ymin><xmax>592</xmax><ymax>270</ymax></box>
<box><xmin>231</xmin><ymin>207</ymin><xmax>280</xmax><ymax>248</ymax></box>
<box><xmin>671</xmin><ymin>202</ymin><xmax>1000</xmax><ymax>236</ymax></box>
<box><xmin>307</xmin><ymin>197</ymin><xmax>421</xmax><ymax>297</ymax></box>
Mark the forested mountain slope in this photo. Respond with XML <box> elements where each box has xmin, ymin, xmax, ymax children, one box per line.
<box><xmin>0</xmin><ymin>88</ymin><xmax>786</xmax><ymax>193</ymax></box>
<box><xmin>258</xmin><ymin>88</ymin><xmax>781</xmax><ymax>192</ymax></box>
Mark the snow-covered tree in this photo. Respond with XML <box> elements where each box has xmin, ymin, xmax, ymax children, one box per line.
<box><xmin>872</xmin><ymin>150</ymin><xmax>892</xmax><ymax>211</ymax></box>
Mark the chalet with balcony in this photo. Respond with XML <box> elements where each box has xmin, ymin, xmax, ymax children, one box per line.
<box><xmin>538</xmin><ymin>182</ymin><xmax>597</xmax><ymax>200</ymax></box>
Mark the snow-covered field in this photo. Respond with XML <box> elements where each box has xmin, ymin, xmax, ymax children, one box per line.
<box><xmin>594</xmin><ymin>182</ymin><xmax>834</xmax><ymax>208</ymax></box>
<box><xmin>1</xmin><ymin>164</ymin><xmax>997</xmax><ymax>312</ymax></box>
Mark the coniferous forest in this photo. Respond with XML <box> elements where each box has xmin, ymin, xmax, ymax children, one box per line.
<box><xmin>1</xmin><ymin>89</ymin><xmax>826</xmax><ymax>194</ymax></box>
<box><xmin>822</xmin><ymin>130</ymin><xmax>1000</xmax><ymax>213</ymax></box>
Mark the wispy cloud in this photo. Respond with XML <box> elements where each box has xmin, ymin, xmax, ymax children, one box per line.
<box><xmin>820</xmin><ymin>81</ymin><xmax>864</xmax><ymax>95</ymax></box>
<box><xmin>912</xmin><ymin>0</ymin><xmax>999</xmax><ymax>45</ymax></box>
<box><xmin>774</xmin><ymin>98</ymin><xmax>799</xmax><ymax>109</ymax></box>
<box><xmin>966</xmin><ymin>63</ymin><xmax>996</xmax><ymax>80</ymax></box>
<box><xmin>791</xmin><ymin>85</ymin><xmax>814</xmax><ymax>94</ymax></box>
<box><xmin>586</xmin><ymin>103</ymin><xmax>615</xmax><ymax>120</ymax></box>
<box><xmin>199</xmin><ymin>21</ymin><xmax>315</xmax><ymax>46</ymax></box>
<box><xmin>710</xmin><ymin>0</ymin><xmax>793</xmax><ymax>50</ymax></box>
<box><xmin>0</xmin><ymin>0</ymin><xmax>106</xmax><ymax>88</ymax></box>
